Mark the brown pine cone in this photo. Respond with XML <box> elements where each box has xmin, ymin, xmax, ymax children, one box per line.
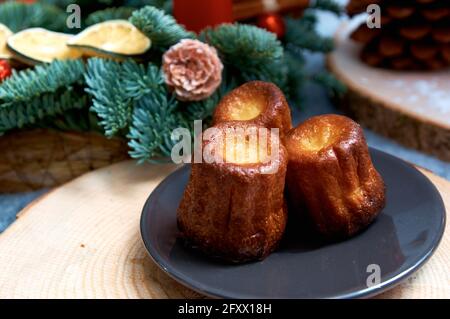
<box><xmin>347</xmin><ymin>0</ymin><xmax>450</xmax><ymax>70</ymax></box>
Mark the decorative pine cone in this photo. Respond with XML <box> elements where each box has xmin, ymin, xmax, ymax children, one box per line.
<box><xmin>162</xmin><ymin>39</ymin><xmax>223</xmax><ymax>102</ymax></box>
<box><xmin>348</xmin><ymin>0</ymin><xmax>450</xmax><ymax>70</ymax></box>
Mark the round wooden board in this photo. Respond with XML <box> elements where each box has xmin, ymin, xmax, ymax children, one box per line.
<box><xmin>0</xmin><ymin>160</ymin><xmax>448</xmax><ymax>299</ymax></box>
<box><xmin>328</xmin><ymin>21</ymin><xmax>450</xmax><ymax>162</ymax></box>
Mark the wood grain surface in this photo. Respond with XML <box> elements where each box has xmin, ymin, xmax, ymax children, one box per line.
<box><xmin>0</xmin><ymin>161</ymin><xmax>448</xmax><ymax>299</ymax></box>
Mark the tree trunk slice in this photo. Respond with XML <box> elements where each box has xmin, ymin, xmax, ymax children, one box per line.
<box><xmin>327</xmin><ymin>22</ymin><xmax>450</xmax><ymax>162</ymax></box>
<box><xmin>0</xmin><ymin>160</ymin><xmax>448</xmax><ymax>299</ymax></box>
<box><xmin>0</xmin><ymin>129</ymin><xmax>129</xmax><ymax>193</ymax></box>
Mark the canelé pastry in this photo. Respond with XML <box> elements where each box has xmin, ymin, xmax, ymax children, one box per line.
<box><xmin>178</xmin><ymin>122</ymin><xmax>288</xmax><ymax>263</ymax></box>
<box><xmin>285</xmin><ymin>115</ymin><xmax>386</xmax><ymax>239</ymax></box>
<box><xmin>212</xmin><ymin>81</ymin><xmax>292</xmax><ymax>138</ymax></box>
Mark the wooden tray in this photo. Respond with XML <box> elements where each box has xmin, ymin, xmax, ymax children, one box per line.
<box><xmin>0</xmin><ymin>161</ymin><xmax>448</xmax><ymax>298</ymax></box>
<box><xmin>328</xmin><ymin>21</ymin><xmax>450</xmax><ymax>162</ymax></box>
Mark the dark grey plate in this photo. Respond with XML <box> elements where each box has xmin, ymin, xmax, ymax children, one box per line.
<box><xmin>140</xmin><ymin>149</ymin><xmax>446</xmax><ymax>299</ymax></box>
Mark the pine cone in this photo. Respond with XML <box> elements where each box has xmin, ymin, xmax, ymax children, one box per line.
<box><xmin>162</xmin><ymin>39</ymin><xmax>223</xmax><ymax>102</ymax></box>
<box><xmin>348</xmin><ymin>0</ymin><xmax>450</xmax><ymax>70</ymax></box>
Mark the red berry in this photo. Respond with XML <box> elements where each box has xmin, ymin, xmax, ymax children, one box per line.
<box><xmin>0</xmin><ymin>60</ymin><xmax>12</xmax><ymax>82</ymax></box>
<box><xmin>257</xmin><ymin>13</ymin><xmax>286</xmax><ymax>39</ymax></box>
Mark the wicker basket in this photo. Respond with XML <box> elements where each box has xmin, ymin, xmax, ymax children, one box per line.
<box><xmin>0</xmin><ymin>129</ymin><xmax>129</xmax><ymax>193</ymax></box>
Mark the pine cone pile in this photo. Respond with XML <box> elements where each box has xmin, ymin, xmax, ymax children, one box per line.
<box><xmin>348</xmin><ymin>0</ymin><xmax>450</xmax><ymax>70</ymax></box>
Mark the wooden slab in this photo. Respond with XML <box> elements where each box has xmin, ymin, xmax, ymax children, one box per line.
<box><xmin>0</xmin><ymin>160</ymin><xmax>448</xmax><ymax>299</ymax></box>
<box><xmin>328</xmin><ymin>21</ymin><xmax>450</xmax><ymax>162</ymax></box>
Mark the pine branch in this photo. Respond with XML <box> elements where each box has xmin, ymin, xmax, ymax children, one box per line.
<box><xmin>85</xmin><ymin>58</ymin><xmax>133</xmax><ymax>137</ymax></box>
<box><xmin>121</xmin><ymin>60</ymin><xmax>165</xmax><ymax>101</ymax></box>
<box><xmin>311</xmin><ymin>71</ymin><xmax>347</xmax><ymax>97</ymax></box>
<box><xmin>127</xmin><ymin>92</ymin><xmax>180</xmax><ymax>162</ymax></box>
<box><xmin>0</xmin><ymin>1</ymin><xmax>67</xmax><ymax>32</ymax></box>
<box><xmin>285</xmin><ymin>43</ymin><xmax>306</xmax><ymax>65</ymax></box>
<box><xmin>182</xmin><ymin>92</ymin><xmax>220</xmax><ymax>125</ymax></box>
<box><xmin>41</xmin><ymin>0</ymin><xmax>125</xmax><ymax>16</ymax></box>
<box><xmin>0</xmin><ymin>59</ymin><xmax>88</xmax><ymax>134</ymax></box>
<box><xmin>40</xmin><ymin>0</ymin><xmax>77</xmax><ymax>8</ymax></box>
<box><xmin>180</xmin><ymin>77</ymin><xmax>235</xmax><ymax>126</ymax></box>
<box><xmin>125</xmin><ymin>0</ymin><xmax>172</xmax><ymax>13</ymax></box>
<box><xmin>130</xmin><ymin>6</ymin><xmax>194</xmax><ymax>50</ymax></box>
<box><xmin>309</xmin><ymin>0</ymin><xmax>343</xmax><ymax>15</ymax></box>
<box><xmin>282</xmin><ymin>6</ymin><xmax>345</xmax><ymax>98</ymax></box>
<box><xmin>297</xmin><ymin>10</ymin><xmax>318</xmax><ymax>27</ymax></box>
<box><xmin>0</xmin><ymin>59</ymin><xmax>85</xmax><ymax>107</ymax></box>
<box><xmin>85</xmin><ymin>7</ymin><xmax>135</xmax><ymax>26</ymax></box>
<box><xmin>284</xmin><ymin>51</ymin><xmax>307</xmax><ymax>104</ymax></box>
<box><xmin>124</xmin><ymin>62</ymin><xmax>232</xmax><ymax>162</ymax></box>
<box><xmin>0</xmin><ymin>89</ymin><xmax>88</xmax><ymax>133</ymax></box>
<box><xmin>202</xmin><ymin>23</ymin><xmax>283</xmax><ymax>68</ymax></box>
<box><xmin>96</xmin><ymin>0</ymin><xmax>117</xmax><ymax>6</ymax></box>
<box><xmin>284</xmin><ymin>17</ymin><xmax>334</xmax><ymax>53</ymax></box>
<box><xmin>126</xmin><ymin>64</ymin><xmax>237</xmax><ymax>162</ymax></box>
<box><xmin>202</xmin><ymin>24</ymin><xmax>287</xmax><ymax>88</ymax></box>
<box><xmin>38</xmin><ymin>107</ymin><xmax>101</xmax><ymax>132</ymax></box>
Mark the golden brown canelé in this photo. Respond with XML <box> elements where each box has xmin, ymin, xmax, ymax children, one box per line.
<box><xmin>285</xmin><ymin>115</ymin><xmax>386</xmax><ymax>239</ymax></box>
<box><xmin>177</xmin><ymin>122</ymin><xmax>288</xmax><ymax>263</ymax></box>
<box><xmin>212</xmin><ymin>81</ymin><xmax>292</xmax><ymax>138</ymax></box>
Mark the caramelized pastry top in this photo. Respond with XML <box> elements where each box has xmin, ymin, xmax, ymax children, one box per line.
<box><xmin>286</xmin><ymin>114</ymin><xmax>361</xmax><ymax>157</ymax></box>
<box><xmin>213</xmin><ymin>81</ymin><xmax>292</xmax><ymax>137</ymax></box>
<box><xmin>203</xmin><ymin>121</ymin><xmax>286</xmax><ymax>175</ymax></box>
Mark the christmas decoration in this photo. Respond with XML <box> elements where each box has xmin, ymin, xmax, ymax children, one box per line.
<box><xmin>0</xmin><ymin>0</ymin><xmax>343</xmax><ymax>191</ymax></box>
<box><xmin>0</xmin><ymin>60</ymin><xmax>12</xmax><ymax>82</ymax></box>
<box><xmin>163</xmin><ymin>39</ymin><xmax>223</xmax><ymax>101</ymax></box>
<box><xmin>348</xmin><ymin>0</ymin><xmax>450</xmax><ymax>70</ymax></box>
<box><xmin>233</xmin><ymin>0</ymin><xmax>309</xmax><ymax>20</ymax></box>
<box><xmin>173</xmin><ymin>0</ymin><xmax>233</xmax><ymax>33</ymax></box>
<box><xmin>0</xmin><ymin>59</ymin><xmax>87</xmax><ymax>132</ymax></box>
<box><xmin>0</xmin><ymin>1</ymin><xmax>67</xmax><ymax>33</ymax></box>
<box><xmin>7</xmin><ymin>28</ymin><xmax>82</xmax><ymax>66</ymax></box>
<box><xmin>257</xmin><ymin>13</ymin><xmax>286</xmax><ymax>38</ymax></box>
<box><xmin>67</xmin><ymin>20</ymin><xmax>151</xmax><ymax>60</ymax></box>
<box><xmin>129</xmin><ymin>5</ymin><xmax>194</xmax><ymax>49</ymax></box>
<box><xmin>85</xmin><ymin>7</ymin><xmax>135</xmax><ymax>26</ymax></box>
<box><xmin>329</xmin><ymin>4</ymin><xmax>450</xmax><ymax>162</ymax></box>
<box><xmin>0</xmin><ymin>24</ymin><xmax>13</xmax><ymax>60</ymax></box>
<box><xmin>202</xmin><ymin>23</ymin><xmax>285</xmax><ymax>88</ymax></box>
